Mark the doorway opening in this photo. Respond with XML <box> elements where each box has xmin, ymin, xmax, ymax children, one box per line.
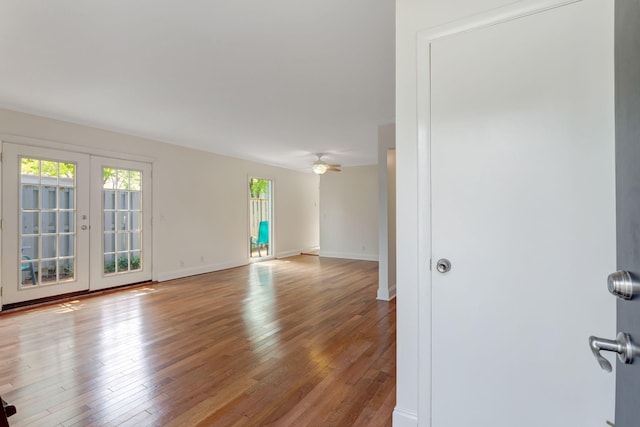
<box><xmin>249</xmin><ymin>178</ymin><xmax>272</xmax><ymax>259</ymax></box>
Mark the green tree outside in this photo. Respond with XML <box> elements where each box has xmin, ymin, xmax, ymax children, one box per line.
<box><xmin>21</xmin><ymin>158</ymin><xmax>75</xmax><ymax>178</ymax></box>
<box><xmin>250</xmin><ymin>178</ymin><xmax>269</xmax><ymax>198</ymax></box>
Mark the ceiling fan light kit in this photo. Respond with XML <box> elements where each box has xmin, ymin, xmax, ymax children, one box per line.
<box><xmin>312</xmin><ymin>162</ymin><xmax>328</xmax><ymax>174</ymax></box>
<box><xmin>312</xmin><ymin>154</ymin><xmax>341</xmax><ymax>174</ymax></box>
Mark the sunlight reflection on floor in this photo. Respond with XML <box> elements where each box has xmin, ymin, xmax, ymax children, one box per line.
<box><xmin>55</xmin><ymin>300</ymin><xmax>84</xmax><ymax>313</ymax></box>
<box><xmin>130</xmin><ymin>286</ymin><xmax>158</xmax><ymax>296</ymax></box>
<box><xmin>243</xmin><ymin>262</ymin><xmax>283</xmax><ymax>361</ymax></box>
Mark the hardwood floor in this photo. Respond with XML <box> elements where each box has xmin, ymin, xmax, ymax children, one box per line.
<box><xmin>0</xmin><ymin>255</ymin><xmax>395</xmax><ymax>426</ymax></box>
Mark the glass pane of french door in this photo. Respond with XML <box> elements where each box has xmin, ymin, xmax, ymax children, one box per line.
<box><xmin>20</xmin><ymin>158</ymin><xmax>77</xmax><ymax>286</ymax></box>
<box><xmin>2</xmin><ymin>143</ymin><xmax>90</xmax><ymax>305</ymax></box>
<box><xmin>102</xmin><ymin>167</ymin><xmax>142</xmax><ymax>274</ymax></box>
<box><xmin>90</xmin><ymin>157</ymin><xmax>152</xmax><ymax>290</ymax></box>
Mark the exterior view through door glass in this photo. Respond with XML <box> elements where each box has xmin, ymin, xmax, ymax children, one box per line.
<box><xmin>20</xmin><ymin>158</ymin><xmax>77</xmax><ymax>286</ymax></box>
<box><xmin>2</xmin><ymin>143</ymin><xmax>90</xmax><ymax>305</ymax></box>
<box><xmin>102</xmin><ymin>167</ymin><xmax>142</xmax><ymax>275</ymax></box>
<box><xmin>249</xmin><ymin>178</ymin><xmax>272</xmax><ymax>259</ymax></box>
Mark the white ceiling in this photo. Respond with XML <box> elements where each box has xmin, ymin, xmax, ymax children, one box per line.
<box><xmin>0</xmin><ymin>1</ymin><xmax>395</xmax><ymax>172</ymax></box>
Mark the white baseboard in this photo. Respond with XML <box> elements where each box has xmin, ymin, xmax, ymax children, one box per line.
<box><xmin>319</xmin><ymin>251</ymin><xmax>379</xmax><ymax>261</ymax></box>
<box><xmin>389</xmin><ymin>281</ymin><xmax>397</xmax><ymax>300</ymax></box>
<box><xmin>301</xmin><ymin>245</ymin><xmax>320</xmax><ymax>253</ymax></box>
<box><xmin>157</xmin><ymin>260</ymin><xmax>247</xmax><ymax>282</ymax></box>
<box><xmin>377</xmin><ymin>283</ymin><xmax>397</xmax><ymax>301</ymax></box>
<box><xmin>276</xmin><ymin>245</ymin><xmax>322</xmax><ymax>258</ymax></box>
<box><xmin>392</xmin><ymin>408</ymin><xmax>418</xmax><ymax>427</ymax></box>
<box><xmin>157</xmin><ymin>248</ymin><xmax>323</xmax><ymax>281</ymax></box>
<box><xmin>275</xmin><ymin>249</ymin><xmax>302</xmax><ymax>258</ymax></box>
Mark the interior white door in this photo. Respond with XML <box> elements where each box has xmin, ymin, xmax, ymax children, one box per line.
<box><xmin>1</xmin><ymin>143</ymin><xmax>90</xmax><ymax>304</ymax></box>
<box><xmin>430</xmin><ymin>1</ymin><xmax>615</xmax><ymax>426</ymax></box>
<box><xmin>90</xmin><ymin>156</ymin><xmax>152</xmax><ymax>290</ymax></box>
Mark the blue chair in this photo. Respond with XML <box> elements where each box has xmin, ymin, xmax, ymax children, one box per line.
<box><xmin>21</xmin><ymin>255</ymin><xmax>36</xmax><ymax>285</ymax></box>
<box><xmin>253</xmin><ymin>221</ymin><xmax>269</xmax><ymax>256</ymax></box>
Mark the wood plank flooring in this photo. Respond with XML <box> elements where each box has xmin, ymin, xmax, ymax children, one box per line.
<box><xmin>0</xmin><ymin>255</ymin><xmax>395</xmax><ymax>426</ymax></box>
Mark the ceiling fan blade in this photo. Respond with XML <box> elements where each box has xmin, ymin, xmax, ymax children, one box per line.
<box><xmin>327</xmin><ymin>165</ymin><xmax>341</xmax><ymax>172</ymax></box>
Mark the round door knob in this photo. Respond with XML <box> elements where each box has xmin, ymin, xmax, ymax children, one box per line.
<box><xmin>81</xmin><ymin>225</ymin><xmax>88</xmax><ymax>231</ymax></box>
<box><xmin>436</xmin><ymin>258</ymin><xmax>451</xmax><ymax>273</ymax></box>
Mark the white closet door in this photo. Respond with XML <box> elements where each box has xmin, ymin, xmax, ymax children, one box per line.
<box><xmin>430</xmin><ymin>1</ymin><xmax>615</xmax><ymax>425</ymax></box>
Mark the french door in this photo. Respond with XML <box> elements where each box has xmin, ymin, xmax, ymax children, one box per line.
<box><xmin>2</xmin><ymin>144</ymin><xmax>90</xmax><ymax>303</ymax></box>
<box><xmin>1</xmin><ymin>143</ymin><xmax>152</xmax><ymax>304</ymax></box>
<box><xmin>89</xmin><ymin>156</ymin><xmax>152</xmax><ymax>290</ymax></box>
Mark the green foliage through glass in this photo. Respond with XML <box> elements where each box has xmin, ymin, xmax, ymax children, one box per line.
<box><xmin>104</xmin><ymin>256</ymin><xmax>140</xmax><ymax>274</ymax></box>
<box><xmin>21</xmin><ymin>158</ymin><xmax>75</xmax><ymax>178</ymax></box>
<box><xmin>250</xmin><ymin>178</ymin><xmax>269</xmax><ymax>198</ymax></box>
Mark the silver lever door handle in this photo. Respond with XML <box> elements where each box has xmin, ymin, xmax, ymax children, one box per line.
<box><xmin>589</xmin><ymin>332</ymin><xmax>638</xmax><ymax>372</ymax></box>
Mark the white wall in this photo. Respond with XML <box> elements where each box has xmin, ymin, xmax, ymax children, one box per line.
<box><xmin>378</xmin><ymin>123</ymin><xmax>396</xmax><ymax>300</ymax></box>
<box><xmin>0</xmin><ymin>108</ymin><xmax>319</xmax><ymax>303</ymax></box>
<box><xmin>386</xmin><ymin>149</ymin><xmax>396</xmax><ymax>295</ymax></box>
<box><xmin>395</xmin><ymin>0</ymin><xmax>533</xmax><ymax>425</ymax></box>
<box><xmin>319</xmin><ymin>165</ymin><xmax>378</xmax><ymax>261</ymax></box>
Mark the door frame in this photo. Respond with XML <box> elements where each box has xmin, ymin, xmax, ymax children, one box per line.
<box><xmin>247</xmin><ymin>175</ymin><xmax>275</xmax><ymax>262</ymax></box>
<box><xmin>0</xmin><ymin>134</ymin><xmax>157</xmax><ymax>308</ymax></box>
<box><xmin>414</xmin><ymin>0</ymin><xmax>592</xmax><ymax>424</ymax></box>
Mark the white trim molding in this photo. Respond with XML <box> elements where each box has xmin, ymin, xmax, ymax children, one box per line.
<box><xmin>377</xmin><ymin>281</ymin><xmax>396</xmax><ymax>301</ymax></box>
<box><xmin>156</xmin><ymin>260</ymin><xmax>247</xmax><ymax>282</ymax></box>
<box><xmin>392</xmin><ymin>408</ymin><xmax>418</xmax><ymax>427</ymax></box>
<box><xmin>0</xmin><ymin>133</ymin><xmax>155</xmax><ymax>163</ymax></box>
<box><xmin>319</xmin><ymin>251</ymin><xmax>378</xmax><ymax>262</ymax></box>
<box><xmin>276</xmin><ymin>247</ymin><xmax>319</xmax><ymax>258</ymax></box>
<box><xmin>413</xmin><ymin>0</ymin><xmax>586</xmax><ymax>425</ymax></box>
<box><xmin>275</xmin><ymin>249</ymin><xmax>303</xmax><ymax>259</ymax></box>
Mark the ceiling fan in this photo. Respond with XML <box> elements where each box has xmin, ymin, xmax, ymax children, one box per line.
<box><xmin>311</xmin><ymin>154</ymin><xmax>341</xmax><ymax>174</ymax></box>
